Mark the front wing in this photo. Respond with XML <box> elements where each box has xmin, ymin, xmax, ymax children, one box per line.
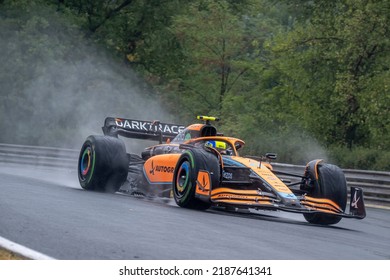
<box><xmin>209</xmin><ymin>187</ymin><xmax>366</xmax><ymax>219</ymax></box>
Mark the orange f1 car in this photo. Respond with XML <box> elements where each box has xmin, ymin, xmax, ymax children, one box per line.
<box><xmin>78</xmin><ymin>116</ymin><xmax>366</xmax><ymax>225</ymax></box>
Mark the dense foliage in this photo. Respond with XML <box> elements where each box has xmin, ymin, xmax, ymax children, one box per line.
<box><xmin>0</xmin><ymin>0</ymin><xmax>389</xmax><ymax>170</ymax></box>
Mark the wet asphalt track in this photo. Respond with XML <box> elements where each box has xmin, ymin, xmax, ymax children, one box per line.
<box><xmin>0</xmin><ymin>163</ymin><xmax>389</xmax><ymax>260</ymax></box>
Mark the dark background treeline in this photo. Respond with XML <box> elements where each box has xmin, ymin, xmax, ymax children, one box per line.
<box><xmin>0</xmin><ymin>0</ymin><xmax>389</xmax><ymax>170</ymax></box>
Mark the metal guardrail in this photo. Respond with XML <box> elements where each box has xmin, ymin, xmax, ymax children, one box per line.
<box><xmin>0</xmin><ymin>143</ymin><xmax>389</xmax><ymax>208</ymax></box>
<box><xmin>0</xmin><ymin>143</ymin><xmax>79</xmax><ymax>169</ymax></box>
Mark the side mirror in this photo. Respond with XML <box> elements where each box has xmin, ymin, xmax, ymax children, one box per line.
<box><xmin>265</xmin><ymin>153</ymin><xmax>277</xmax><ymax>160</ymax></box>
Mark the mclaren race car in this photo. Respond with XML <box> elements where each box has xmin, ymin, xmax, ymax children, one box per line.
<box><xmin>78</xmin><ymin>116</ymin><xmax>366</xmax><ymax>225</ymax></box>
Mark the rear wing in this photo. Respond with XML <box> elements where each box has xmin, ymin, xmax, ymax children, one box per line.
<box><xmin>102</xmin><ymin>117</ymin><xmax>185</xmax><ymax>143</ymax></box>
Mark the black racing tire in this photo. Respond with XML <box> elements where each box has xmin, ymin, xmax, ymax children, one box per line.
<box><xmin>302</xmin><ymin>160</ymin><xmax>347</xmax><ymax>225</ymax></box>
<box><xmin>78</xmin><ymin>135</ymin><xmax>128</xmax><ymax>193</ymax></box>
<box><xmin>173</xmin><ymin>148</ymin><xmax>220</xmax><ymax>210</ymax></box>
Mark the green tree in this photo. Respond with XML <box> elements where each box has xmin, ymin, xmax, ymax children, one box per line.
<box><xmin>57</xmin><ymin>0</ymin><xmax>135</xmax><ymax>33</ymax></box>
<box><xmin>58</xmin><ymin>0</ymin><xmax>190</xmax><ymax>80</ymax></box>
<box><xmin>268</xmin><ymin>0</ymin><xmax>390</xmax><ymax>149</ymax></box>
<box><xmin>2</xmin><ymin>0</ymin><xmax>389</xmax><ymax>169</ymax></box>
<box><xmin>166</xmin><ymin>0</ymin><xmax>250</xmax><ymax>119</ymax></box>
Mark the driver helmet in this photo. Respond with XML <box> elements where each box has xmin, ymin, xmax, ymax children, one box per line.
<box><xmin>205</xmin><ymin>140</ymin><xmax>231</xmax><ymax>155</ymax></box>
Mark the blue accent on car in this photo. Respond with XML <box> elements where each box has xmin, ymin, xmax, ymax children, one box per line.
<box><xmin>222</xmin><ymin>157</ymin><xmax>245</xmax><ymax>167</ymax></box>
<box><xmin>279</xmin><ymin>192</ymin><xmax>298</xmax><ymax>200</ymax></box>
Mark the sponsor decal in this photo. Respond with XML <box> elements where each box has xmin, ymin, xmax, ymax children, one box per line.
<box><xmin>351</xmin><ymin>191</ymin><xmax>360</xmax><ymax>209</ymax></box>
<box><xmin>149</xmin><ymin>161</ymin><xmax>174</xmax><ymax>175</ymax></box>
<box><xmin>199</xmin><ymin>178</ymin><xmax>207</xmax><ymax>190</ymax></box>
<box><xmin>155</xmin><ymin>165</ymin><xmax>175</xmax><ymax>173</ymax></box>
<box><xmin>196</xmin><ymin>172</ymin><xmax>209</xmax><ymax>191</ymax></box>
<box><xmin>222</xmin><ymin>171</ymin><xmax>233</xmax><ymax>180</ymax></box>
<box><xmin>149</xmin><ymin>161</ymin><xmax>155</xmax><ymax>175</ymax></box>
<box><xmin>265</xmin><ymin>175</ymin><xmax>277</xmax><ymax>181</ymax></box>
<box><xmin>114</xmin><ymin>119</ymin><xmax>185</xmax><ymax>135</ymax></box>
<box><xmin>214</xmin><ymin>194</ymin><xmax>255</xmax><ymax>200</ymax></box>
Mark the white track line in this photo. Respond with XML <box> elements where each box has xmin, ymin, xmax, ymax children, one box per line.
<box><xmin>0</xmin><ymin>236</ymin><xmax>55</xmax><ymax>260</ymax></box>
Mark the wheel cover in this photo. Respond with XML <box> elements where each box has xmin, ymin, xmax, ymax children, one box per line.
<box><xmin>79</xmin><ymin>146</ymin><xmax>95</xmax><ymax>182</ymax></box>
<box><xmin>175</xmin><ymin>161</ymin><xmax>190</xmax><ymax>198</ymax></box>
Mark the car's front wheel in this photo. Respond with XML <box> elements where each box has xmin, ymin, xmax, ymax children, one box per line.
<box><xmin>301</xmin><ymin>160</ymin><xmax>347</xmax><ymax>225</ymax></box>
<box><xmin>173</xmin><ymin>148</ymin><xmax>220</xmax><ymax>210</ymax></box>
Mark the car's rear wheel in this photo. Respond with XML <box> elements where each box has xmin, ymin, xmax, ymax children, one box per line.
<box><xmin>301</xmin><ymin>160</ymin><xmax>347</xmax><ymax>225</ymax></box>
<box><xmin>173</xmin><ymin>148</ymin><xmax>220</xmax><ymax>210</ymax></box>
<box><xmin>78</xmin><ymin>135</ymin><xmax>128</xmax><ymax>193</ymax></box>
